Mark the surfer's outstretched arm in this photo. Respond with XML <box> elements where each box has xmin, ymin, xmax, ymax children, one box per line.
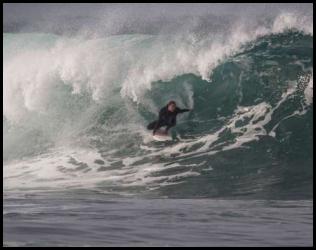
<box><xmin>177</xmin><ymin>108</ymin><xmax>191</xmax><ymax>113</ymax></box>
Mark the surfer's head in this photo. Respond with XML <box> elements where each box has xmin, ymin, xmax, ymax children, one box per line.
<box><xmin>167</xmin><ymin>100</ymin><xmax>176</xmax><ymax>112</ymax></box>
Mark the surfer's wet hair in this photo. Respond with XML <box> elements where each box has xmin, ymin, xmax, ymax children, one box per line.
<box><xmin>168</xmin><ymin>100</ymin><xmax>176</xmax><ymax>106</ymax></box>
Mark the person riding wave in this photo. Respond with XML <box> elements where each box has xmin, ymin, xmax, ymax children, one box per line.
<box><xmin>147</xmin><ymin>101</ymin><xmax>191</xmax><ymax>135</ymax></box>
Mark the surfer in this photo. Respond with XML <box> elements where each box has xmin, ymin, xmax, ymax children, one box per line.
<box><xmin>147</xmin><ymin>101</ymin><xmax>191</xmax><ymax>135</ymax></box>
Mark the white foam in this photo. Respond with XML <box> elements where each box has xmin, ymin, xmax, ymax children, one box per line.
<box><xmin>304</xmin><ymin>75</ymin><xmax>313</xmax><ymax>106</ymax></box>
<box><xmin>272</xmin><ymin>11</ymin><xmax>313</xmax><ymax>35</ymax></box>
<box><xmin>4</xmin><ymin>10</ymin><xmax>312</xmax><ymax>124</ymax></box>
<box><xmin>4</xmin><ymin>140</ymin><xmax>205</xmax><ymax>193</ymax></box>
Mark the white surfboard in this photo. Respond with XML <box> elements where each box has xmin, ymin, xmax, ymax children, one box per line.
<box><xmin>153</xmin><ymin>129</ymin><xmax>172</xmax><ymax>141</ymax></box>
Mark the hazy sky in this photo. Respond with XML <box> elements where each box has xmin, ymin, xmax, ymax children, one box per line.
<box><xmin>4</xmin><ymin>3</ymin><xmax>312</xmax><ymax>20</ymax></box>
<box><xmin>3</xmin><ymin>3</ymin><xmax>312</xmax><ymax>35</ymax></box>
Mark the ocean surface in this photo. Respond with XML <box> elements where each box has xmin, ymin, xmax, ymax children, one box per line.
<box><xmin>3</xmin><ymin>3</ymin><xmax>313</xmax><ymax>247</ymax></box>
<box><xmin>3</xmin><ymin>193</ymin><xmax>313</xmax><ymax>247</ymax></box>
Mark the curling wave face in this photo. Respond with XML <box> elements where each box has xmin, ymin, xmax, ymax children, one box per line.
<box><xmin>3</xmin><ymin>11</ymin><xmax>313</xmax><ymax>198</ymax></box>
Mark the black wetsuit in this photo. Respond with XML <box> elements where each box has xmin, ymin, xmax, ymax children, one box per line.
<box><xmin>147</xmin><ymin>106</ymin><xmax>190</xmax><ymax>134</ymax></box>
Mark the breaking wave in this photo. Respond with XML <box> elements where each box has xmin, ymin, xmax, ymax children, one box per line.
<box><xmin>3</xmin><ymin>11</ymin><xmax>313</xmax><ymax>199</ymax></box>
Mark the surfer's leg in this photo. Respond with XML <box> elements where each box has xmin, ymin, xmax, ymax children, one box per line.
<box><xmin>166</xmin><ymin>120</ymin><xmax>176</xmax><ymax>133</ymax></box>
<box><xmin>147</xmin><ymin>121</ymin><xmax>158</xmax><ymax>130</ymax></box>
<box><xmin>153</xmin><ymin>121</ymin><xmax>166</xmax><ymax>135</ymax></box>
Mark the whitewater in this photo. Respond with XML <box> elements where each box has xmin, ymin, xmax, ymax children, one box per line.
<box><xmin>3</xmin><ymin>3</ymin><xmax>313</xmax><ymax>247</ymax></box>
